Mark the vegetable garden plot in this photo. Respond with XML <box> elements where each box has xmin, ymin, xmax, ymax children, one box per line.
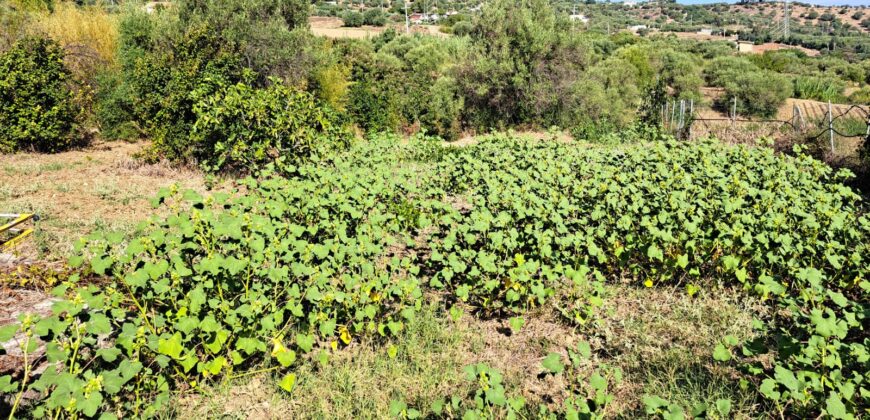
<box><xmin>1</xmin><ymin>134</ymin><xmax>867</xmax><ymax>418</ymax></box>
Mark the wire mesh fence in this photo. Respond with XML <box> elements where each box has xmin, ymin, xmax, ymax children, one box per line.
<box><xmin>662</xmin><ymin>97</ymin><xmax>869</xmax><ymax>157</ymax></box>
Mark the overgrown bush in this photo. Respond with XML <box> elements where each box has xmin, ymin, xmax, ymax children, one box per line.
<box><xmin>94</xmin><ymin>69</ymin><xmax>141</xmax><ymax>140</ymax></box>
<box><xmin>99</xmin><ymin>0</ymin><xmax>316</xmax><ymax>153</ymax></box>
<box><xmin>0</xmin><ymin>37</ymin><xmax>79</xmax><ymax>153</ymax></box>
<box><xmin>458</xmin><ymin>0</ymin><xmax>592</xmax><ymax>128</ymax></box>
<box><xmin>127</xmin><ymin>25</ymin><xmax>248</xmax><ymax>163</ymax></box>
<box><xmin>189</xmin><ymin>77</ymin><xmax>351</xmax><ymax>172</ymax></box>
<box><xmin>793</xmin><ymin>75</ymin><xmax>845</xmax><ymax>102</ymax></box>
<box><xmin>343</xmin><ymin>10</ymin><xmax>364</xmax><ymax>27</ymax></box>
<box><xmin>704</xmin><ymin>55</ymin><xmax>759</xmax><ymax>87</ymax></box>
<box><xmin>718</xmin><ymin>70</ymin><xmax>792</xmax><ymax>118</ymax></box>
<box><xmin>451</xmin><ymin>20</ymin><xmax>473</xmax><ymax>36</ymax></box>
<box><xmin>28</xmin><ymin>1</ymin><xmax>119</xmax><ymax>83</ymax></box>
<box><xmin>342</xmin><ymin>34</ymin><xmax>467</xmax><ymax>139</ymax></box>
<box><xmin>568</xmin><ymin>57</ymin><xmax>642</xmax><ymax>136</ymax></box>
<box><xmin>363</xmin><ymin>9</ymin><xmax>387</xmax><ymax>26</ymax></box>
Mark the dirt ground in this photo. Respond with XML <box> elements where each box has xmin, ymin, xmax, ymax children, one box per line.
<box><xmin>308</xmin><ymin>16</ymin><xmax>447</xmax><ymax>39</ymax></box>
<box><xmin>0</xmin><ymin>141</ymin><xmax>212</xmax><ymax>262</ymax></box>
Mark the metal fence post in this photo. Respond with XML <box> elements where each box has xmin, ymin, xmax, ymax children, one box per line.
<box><xmin>828</xmin><ymin>101</ymin><xmax>834</xmax><ymax>153</ymax></box>
<box><xmin>731</xmin><ymin>97</ymin><xmax>737</xmax><ymax>126</ymax></box>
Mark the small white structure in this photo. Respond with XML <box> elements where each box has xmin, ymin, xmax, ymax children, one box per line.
<box><xmin>569</xmin><ymin>14</ymin><xmax>589</xmax><ymax>24</ymax></box>
<box><xmin>737</xmin><ymin>41</ymin><xmax>754</xmax><ymax>53</ymax></box>
<box><xmin>144</xmin><ymin>1</ymin><xmax>171</xmax><ymax>14</ymax></box>
<box><xmin>628</xmin><ymin>24</ymin><xmax>648</xmax><ymax>33</ymax></box>
<box><xmin>698</xmin><ymin>28</ymin><xmax>713</xmax><ymax>36</ymax></box>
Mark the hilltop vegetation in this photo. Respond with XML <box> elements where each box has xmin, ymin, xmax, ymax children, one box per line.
<box><xmin>0</xmin><ymin>0</ymin><xmax>869</xmax><ymax>419</ymax></box>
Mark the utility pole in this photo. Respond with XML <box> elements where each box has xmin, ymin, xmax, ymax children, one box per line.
<box><xmin>572</xmin><ymin>3</ymin><xmax>576</xmax><ymax>31</ymax></box>
<box><xmin>404</xmin><ymin>0</ymin><xmax>409</xmax><ymax>33</ymax></box>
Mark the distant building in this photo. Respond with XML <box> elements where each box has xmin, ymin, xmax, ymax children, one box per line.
<box><xmin>623</xmin><ymin>0</ymin><xmax>638</xmax><ymax>6</ymax></box>
<box><xmin>410</xmin><ymin>13</ymin><xmax>424</xmax><ymax>24</ymax></box>
<box><xmin>698</xmin><ymin>28</ymin><xmax>713</xmax><ymax>36</ymax></box>
<box><xmin>628</xmin><ymin>24</ymin><xmax>648</xmax><ymax>33</ymax></box>
<box><xmin>737</xmin><ymin>41</ymin><xmax>754</xmax><ymax>53</ymax></box>
<box><xmin>144</xmin><ymin>1</ymin><xmax>171</xmax><ymax>14</ymax></box>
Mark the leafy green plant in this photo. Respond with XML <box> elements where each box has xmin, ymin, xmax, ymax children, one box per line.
<box><xmin>718</xmin><ymin>70</ymin><xmax>792</xmax><ymax>118</ymax></box>
<box><xmin>3</xmin><ymin>134</ymin><xmax>868</xmax><ymax>418</ymax></box>
<box><xmin>426</xmin><ymin>136</ymin><xmax>868</xmax><ymax>416</ymax></box>
<box><xmin>435</xmin><ymin>363</ymin><xmax>527</xmax><ymax>419</ymax></box>
<box><xmin>189</xmin><ymin>76</ymin><xmax>350</xmax><ymax>173</ymax></box>
<box><xmin>0</xmin><ymin>135</ymin><xmax>449</xmax><ymax>417</ymax></box>
<box><xmin>0</xmin><ymin>36</ymin><xmax>79</xmax><ymax>153</ymax></box>
<box><xmin>793</xmin><ymin>75</ymin><xmax>845</xmax><ymax>103</ymax></box>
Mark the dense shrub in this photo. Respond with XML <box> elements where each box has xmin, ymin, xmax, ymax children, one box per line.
<box><xmin>748</xmin><ymin>50</ymin><xmax>805</xmax><ymax>74</ymax></box>
<box><xmin>718</xmin><ymin>70</ymin><xmax>792</xmax><ymax>118</ymax></box>
<box><xmin>419</xmin><ymin>76</ymin><xmax>465</xmax><ymax>140</ymax></box>
<box><xmin>793</xmin><ymin>75</ymin><xmax>845</xmax><ymax>102</ymax></box>
<box><xmin>660</xmin><ymin>50</ymin><xmax>703</xmax><ymax>100</ymax></box>
<box><xmin>0</xmin><ymin>37</ymin><xmax>79</xmax><ymax>153</ymax></box>
<box><xmin>93</xmin><ymin>69</ymin><xmax>141</xmax><ymax>141</ymax></box>
<box><xmin>342</xmin><ymin>35</ymin><xmax>467</xmax><ymax>139</ymax></box>
<box><xmin>102</xmin><ymin>0</ymin><xmax>319</xmax><ymax>160</ymax></box>
<box><xmin>189</xmin><ymin>77</ymin><xmax>351</xmax><ymax>172</ymax></box>
<box><xmin>127</xmin><ymin>25</ymin><xmax>249</xmax><ymax>163</ymax></box>
<box><xmin>28</xmin><ymin>1</ymin><xmax>119</xmax><ymax>84</ymax></box>
<box><xmin>173</xmin><ymin>0</ymin><xmax>313</xmax><ymax>84</ymax></box>
<box><xmin>458</xmin><ymin>0</ymin><xmax>592</xmax><ymax>128</ymax></box>
<box><xmin>343</xmin><ymin>10</ymin><xmax>364</xmax><ymax>27</ymax></box>
<box><xmin>568</xmin><ymin>57</ymin><xmax>642</xmax><ymax>136</ymax></box>
<box><xmin>363</xmin><ymin>8</ymin><xmax>387</xmax><ymax>26</ymax></box>
<box><xmin>704</xmin><ymin>55</ymin><xmax>759</xmax><ymax>87</ymax></box>
<box><xmin>452</xmin><ymin>20</ymin><xmax>473</xmax><ymax>36</ymax></box>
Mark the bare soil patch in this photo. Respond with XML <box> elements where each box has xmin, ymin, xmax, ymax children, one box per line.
<box><xmin>0</xmin><ymin>141</ymin><xmax>214</xmax><ymax>261</ymax></box>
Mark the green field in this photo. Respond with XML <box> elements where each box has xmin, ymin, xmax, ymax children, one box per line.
<box><xmin>1</xmin><ymin>0</ymin><xmax>869</xmax><ymax>418</ymax></box>
<box><xmin>3</xmin><ymin>133</ymin><xmax>868</xmax><ymax>418</ymax></box>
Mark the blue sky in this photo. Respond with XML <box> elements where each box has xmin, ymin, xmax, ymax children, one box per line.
<box><xmin>675</xmin><ymin>0</ymin><xmax>870</xmax><ymax>5</ymax></box>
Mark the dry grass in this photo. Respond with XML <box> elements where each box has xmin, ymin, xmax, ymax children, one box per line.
<box><xmin>172</xmin><ymin>283</ymin><xmax>766</xmax><ymax>418</ymax></box>
<box><xmin>28</xmin><ymin>1</ymin><xmax>119</xmax><ymax>77</ymax></box>
<box><xmin>0</xmin><ymin>141</ymin><xmax>216</xmax><ymax>262</ymax></box>
<box><xmin>308</xmin><ymin>16</ymin><xmax>447</xmax><ymax>39</ymax></box>
<box><xmin>597</xmin><ymin>284</ymin><xmax>768</xmax><ymax>417</ymax></box>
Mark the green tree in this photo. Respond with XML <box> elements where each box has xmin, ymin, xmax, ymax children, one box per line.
<box><xmin>189</xmin><ymin>77</ymin><xmax>349</xmax><ymax>172</ymax></box>
<box><xmin>718</xmin><ymin>70</ymin><xmax>792</xmax><ymax>118</ymax></box>
<box><xmin>363</xmin><ymin>8</ymin><xmax>387</xmax><ymax>26</ymax></box>
<box><xmin>343</xmin><ymin>10</ymin><xmax>364</xmax><ymax>27</ymax></box>
<box><xmin>0</xmin><ymin>37</ymin><xmax>78</xmax><ymax>153</ymax></box>
<box><xmin>457</xmin><ymin>0</ymin><xmax>591</xmax><ymax>128</ymax></box>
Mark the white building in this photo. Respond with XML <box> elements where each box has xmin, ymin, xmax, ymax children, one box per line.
<box><xmin>569</xmin><ymin>14</ymin><xmax>589</xmax><ymax>24</ymax></box>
